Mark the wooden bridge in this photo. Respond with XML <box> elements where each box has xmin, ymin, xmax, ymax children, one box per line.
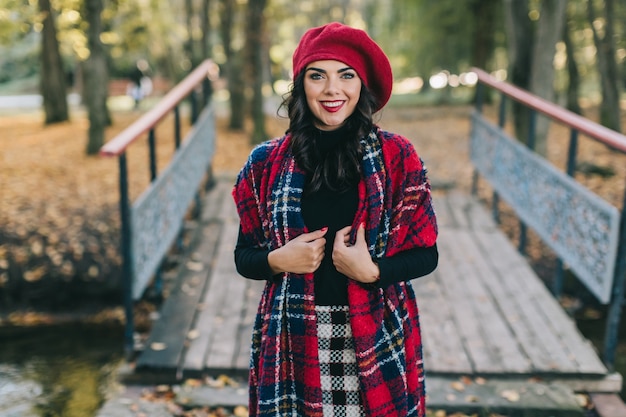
<box><xmin>135</xmin><ymin>177</ymin><xmax>619</xmax><ymax>388</ymax></box>
<box><xmin>122</xmin><ymin>175</ymin><xmax>622</xmax><ymax>416</ymax></box>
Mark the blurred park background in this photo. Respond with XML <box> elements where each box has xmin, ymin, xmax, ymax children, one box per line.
<box><xmin>1</xmin><ymin>0</ymin><xmax>626</xmax><ymax>416</ymax></box>
<box><xmin>2</xmin><ymin>0</ymin><xmax>625</xmax><ymax>305</ymax></box>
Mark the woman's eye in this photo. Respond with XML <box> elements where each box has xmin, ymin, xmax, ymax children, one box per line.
<box><xmin>309</xmin><ymin>72</ymin><xmax>323</xmax><ymax>80</ymax></box>
<box><xmin>341</xmin><ymin>72</ymin><xmax>356</xmax><ymax>79</ymax></box>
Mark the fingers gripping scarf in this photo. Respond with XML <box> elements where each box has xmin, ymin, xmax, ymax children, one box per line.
<box><xmin>233</xmin><ymin>127</ymin><xmax>438</xmax><ymax>417</ymax></box>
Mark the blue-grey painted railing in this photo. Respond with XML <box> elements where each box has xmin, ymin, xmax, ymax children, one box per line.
<box><xmin>131</xmin><ymin>108</ymin><xmax>215</xmax><ymax>299</ymax></box>
<box><xmin>470</xmin><ymin>67</ymin><xmax>626</xmax><ymax>370</ymax></box>
<box><xmin>99</xmin><ymin>59</ymin><xmax>218</xmax><ymax>356</ymax></box>
<box><xmin>471</xmin><ymin>114</ymin><xmax>620</xmax><ymax>303</ymax></box>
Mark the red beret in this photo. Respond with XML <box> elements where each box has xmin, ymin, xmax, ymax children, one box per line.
<box><xmin>292</xmin><ymin>22</ymin><xmax>393</xmax><ymax>112</ymax></box>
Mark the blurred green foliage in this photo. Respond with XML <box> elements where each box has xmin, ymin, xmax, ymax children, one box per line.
<box><xmin>0</xmin><ymin>0</ymin><xmax>624</xmax><ymax>98</ymax></box>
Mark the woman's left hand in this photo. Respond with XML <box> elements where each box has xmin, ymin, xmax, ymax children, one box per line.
<box><xmin>332</xmin><ymin>224</ymin><xmax>380</xmax><ymax>284</ymax></box>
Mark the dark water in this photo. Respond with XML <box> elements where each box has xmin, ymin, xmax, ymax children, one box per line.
<box><xmin>0</xmin><ymin>323</ymin><xmax>124</xmax><ymax>417</ymax></box>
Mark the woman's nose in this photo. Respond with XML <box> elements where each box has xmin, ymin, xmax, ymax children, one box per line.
<box><xmin>323</xmin><ymin>77</ymin><xmax>340</xmax><ymax>94</ymax></box>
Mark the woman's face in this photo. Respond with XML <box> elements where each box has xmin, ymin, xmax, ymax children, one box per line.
<box><xmin>303</xmin><ymin>60</ymin><xmax>362</xmax><ymax>131</ymax></box>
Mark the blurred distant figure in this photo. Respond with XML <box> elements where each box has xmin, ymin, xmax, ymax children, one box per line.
<box><xmin>127</xmin><ymin>59</ymin><xmax>152</xmax><ymax>109</ymax></box>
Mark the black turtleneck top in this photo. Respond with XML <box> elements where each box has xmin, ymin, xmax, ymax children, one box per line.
<box><xmin>234</xmin><ymin>126</ymin><xmax>438</xmax><ymax>305</ymax></box>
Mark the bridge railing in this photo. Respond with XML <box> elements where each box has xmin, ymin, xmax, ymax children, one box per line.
<box><xmin>99</xmin><ymin>59</ymin><xmax>219</xmax><ymax>356</ymax></box>
<box><xmin>470</xmin><ymin>67</ymin><xmax>626</xmax><ymax>370</ymax></box>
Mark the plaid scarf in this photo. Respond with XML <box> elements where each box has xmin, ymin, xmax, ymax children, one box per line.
<box><xmin>233</xmin><ymin>127</ymin><xmax>438</xmax><ymax>417</ymax></box>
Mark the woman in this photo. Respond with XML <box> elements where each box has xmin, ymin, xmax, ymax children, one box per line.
<box><xmin>233</xmin><ymin>22</ymin><xmax>438</xmax><ymax>417</ymax></box>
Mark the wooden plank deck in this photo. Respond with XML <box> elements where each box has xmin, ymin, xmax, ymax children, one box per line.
<box><xmin>135</xmin><ymin>176</ymin><xmax>621</xmax><ymax>393</ymax></box>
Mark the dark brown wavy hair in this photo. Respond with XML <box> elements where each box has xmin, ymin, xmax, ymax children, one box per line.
<box><xmin>280</xmin><ymin>71</ymin><xmax>378</xmax><ymax>193</ymax></box>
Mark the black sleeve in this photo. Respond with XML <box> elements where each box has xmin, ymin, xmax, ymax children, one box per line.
<box><xmin>234</xmin><ymin>225</ymin><xmax>277</xmax><ymax>281</ymax></box>
<box><xmin>375</xmin><ymin>243</ymin><xmax>438</xmax><ymax>289</ymax></box>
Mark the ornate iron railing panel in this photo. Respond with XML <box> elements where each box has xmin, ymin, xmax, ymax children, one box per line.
<box><xmin>470</xmin><ymin>111</ymin><xmax>620</xmax><ymax>303</ymax></box>
<box><xmin>130</xmin><ymin>106</ymin><xmax>215</xmax><ymax>299</ymax></box>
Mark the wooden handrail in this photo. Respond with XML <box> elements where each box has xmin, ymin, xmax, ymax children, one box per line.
<box><xmin>471</xmin><ymin>67</ymin><xmax>626</xmax><ymax>153</ymax></box>
<box><xmin>99</xmin><ymin>59</ymin><xmax>217</xmax><ymax>157</ymax></box>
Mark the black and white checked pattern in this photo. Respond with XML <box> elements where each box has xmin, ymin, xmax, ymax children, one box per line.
<box><xmin>316</xmin><ymin>305</ymin><xmax>365</xmax><ymax>417</ymax></box>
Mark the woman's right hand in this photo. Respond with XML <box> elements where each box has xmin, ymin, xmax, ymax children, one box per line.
<box><xmin>267</xmin><ymin>227</ymin><xmax>328</xmax><ymax>275</ymax></box>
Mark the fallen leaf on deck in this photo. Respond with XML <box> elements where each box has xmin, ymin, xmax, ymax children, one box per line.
<box><xmin>184</xmin><ymin>378</ymin><xmax>203</xmax><ymax>387</ymax></box>
<box><xmin>460</xmin><ymin>375</ymin><xmax>472</xmax><ymax>385</ymax></box>
<box><xmin>206</xmin><ymin>376</ymin><xmax>226</xmax><ymax>388</ymax></box>
<box><xmin>186</xmin><ymin>261</ymin><xmax>204</xmax><ymax>271</ymax></box>
<box><xmin>150</xmin><ymin>342</ymin><xmax>167</xmax><ymax>351</ymax></box>
<box><xmin>450</xmin><ymin>381</ymin><xmax>465</xmax><ymax>392</ymax></box>
<box><xmin>500</xmin><ymin>389</ymin><xmax>520</xmax><ymax>402</ymax></box>
<box><xmin>233</xmin><ymin>405</ymin><xmax>249</xmax><ymax>417</ymax></box>
<box><xmin>181</xmin><ymin>283</ymin><xmax>197</xmax><ymax>295</ymax></box>
<box><xmin>575</xmin><ymin>393</ymin><xmax>591</xmax><ymax>408</ymax></box>
<box><xmin>217</xmin><ymin>374</ymin><xmax>240</xmax><ymax>387</ymax></box>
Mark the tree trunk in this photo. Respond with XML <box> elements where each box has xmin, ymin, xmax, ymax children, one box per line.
<box><xmin>245</xmin><ymin>0</ymin><xmax>268</xmax><ymax>144</ymax></box>
<box><xmin>220</xmin><ymin>0</ymin><xmax>245</xmax><ymax>130</ymax></box>
<box><xmin>503</xmin><ymin>0</ymin><xmax>534</xmax><ymax>145</ymax></box>
<box><xmin>588</xmin><ymin>0</ymin><xmax>621</xmax><ymax>132</ymax></box>
<box><xmin>200</xmin><ymin>0</ymin><xmax>213</xmax><ymax>99</ymax></box>
<box><xmin>529</xmin><ymin>0</ymin><xmax>567</xmax><ymax>156</ymax></box>
<box><xmin>83</xmin><ymin>0</ymin><xmax>110</xmax><ymax>155</ymax></box>
<box><xmin>470</xmin><ymin>0</ymin><xmax>498</xmax><ymax>71</ymax></box>
<box><xmin>470</xmin><ymin>0</ymin><xmax>499</xmax><ymax>104</ymax></box>
<box><xmin>38</xmin><ymin>0</ymin><xmax>69</xmax><ymax>124</ymax></box>
<box><xmin>201</xmin><ymin>0</ymin><xmax>211</xmax><ymax>59</ymax></box>
<box><xmin>185</xmin><ymin>0</ymin><xmax>197</xmax><ymax>68</ymax></box>
<box><xmin>562</xmin><ymin>16</ymin><xmax>582</xmax><ymax>115</ymax></box>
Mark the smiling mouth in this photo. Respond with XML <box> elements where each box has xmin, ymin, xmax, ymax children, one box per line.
<box><xmin>320</xmin><ymin>101</ymin><xmax>344</xmax><ymax>112</ymax></box>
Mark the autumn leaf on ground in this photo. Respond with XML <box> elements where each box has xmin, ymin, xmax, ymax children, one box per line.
<box><xmin>500</xmin><ymin>389</ymin><xmax>521</xmax><ymax>402</ymax></box>
<box><xmin>150</xmin><ymin>342</ymin><xmax>167</xmax><ymax>351</ymax></box>
<box><xmin>233</xmin><ymin>405</ymin><xmax>248</xmax><ymax>417</ymax></box>
<box><xmin>450</xmin><ymin>381</ymin><xmax>466</xmax><ymax>392</ymax></box>
<box><xmin>184</xmin><ymin>378</ymin><xmax>203</xmax><ymax>388</ymax></box>
<box><xmin>186</xmin><ymin>261</ymin><xmax>205</xmax><ymax>271</ymax></box>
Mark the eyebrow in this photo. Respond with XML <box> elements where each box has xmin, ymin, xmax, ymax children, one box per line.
<box><xmin>305</xmin><ymin>66</ymin><xmax>354</xmax><ymax>74</ymax></box>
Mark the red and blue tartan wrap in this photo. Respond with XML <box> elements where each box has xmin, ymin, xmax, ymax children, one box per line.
<box><xmin>232</xmin><ymin>126</ymin><xmax>438</xmax><ymax>417</ymax></box>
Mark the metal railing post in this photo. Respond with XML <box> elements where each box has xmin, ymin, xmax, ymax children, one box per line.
<box><xmin>118</xmin><ymin>153</ymin><xmax>134</xmax><ymax>358</ymax></box>
<box><xmin>491</xmin><ymin>94</ymin><xmax>508</xmax><ymax>224</ymax></box>
<box><xmin>147</xmin><ymin>128</ymin><xmax>163</xmax><ymax>297</ymax></box>
<box><xmin>174</xmin><ymin>106</ymin><xmax>181</xmax><ymax>149</ymax></box>
<box><xmin>526</xmin><ymin>109</ymin><xmax>537</xmax><ymax>150</ymax></box>
<box><xmin>518</xmin><ymin>110</ymin><xmax>537</xmax><ymax>255</ymax></box>
<box><xmin>554</xmin><ymin>129</ymin><xmax>581</xmax><ymax>298</ymax></box>
<box><xmin>148</xmin><ymin>129</ymin><xmax>157</xmax><ymax>181</ymax></box>
<box><xmin>565</xmin><ymin>129</ymin><xmax>579</xmax><ymax>177</ymax></box>
<box><xmin>190</xmin><ymin>90</ymin><xmax>199</xmax><ymax>124</ymax></box>
<box><xmin>471</xmin><ymin>83</ymin><xmax>484</xmax><ymax>196</ymax></box>
<box><xmin>497</xmin><ymin>94</ymin><xmax>507</xmax><ymax>127</ymax></box>
<box><xmin>173</xmin><ymin>106</ymin><xmax>185</xmax><ymax>253</ymax></box>
<box><xmin>203</xmin><ymin>77</ymin><xmax>212</xmax><ymax>107</ymax></box>
<box><xmin>603</xmin><ymin>182</ymin><xmax>626</xmax><ymax>370</ymax></box>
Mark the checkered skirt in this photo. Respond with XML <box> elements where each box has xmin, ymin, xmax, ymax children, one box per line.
<box><xmin>316</xmin><ymin>305</ymin><xmax>365</xmax><ymax>417</ymax></box>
